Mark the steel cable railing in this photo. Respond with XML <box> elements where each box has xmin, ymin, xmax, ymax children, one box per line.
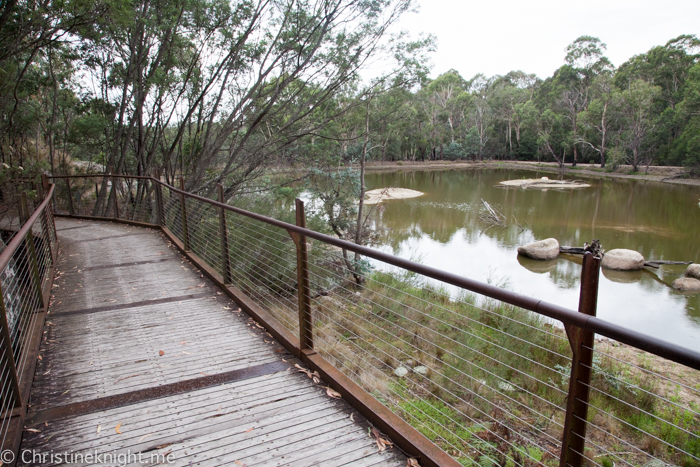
<box><xmin>0</xmin><ymin>179</ymin><xmax>58</xmax><ymax>455</ymax></box>
<box><xmin>48</xmin><ymin>174</ymin><xmax>700</xmax><ymax>467</ymax></box>
<box><xmin>299</xmin><ymin>256</ymin><xmax>569</xmax><ymax>465</ymax></box>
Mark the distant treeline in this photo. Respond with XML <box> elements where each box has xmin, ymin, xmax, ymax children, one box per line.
<box><xmin>294</xmin><ymin>35</ymin><xmax>700</xmax><ymax>174</ymax></box>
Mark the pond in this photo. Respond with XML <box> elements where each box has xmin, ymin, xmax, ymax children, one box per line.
<box><xmin>365</xmin><ymin>168</ymin><xmax>700</xmax><ymax>352</ymax></box>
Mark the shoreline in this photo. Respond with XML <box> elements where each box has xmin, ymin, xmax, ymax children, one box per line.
<box><xmin>360</xmin><ymin>160</ymin><xmax>700</xmax><ymax>187</ymax></box>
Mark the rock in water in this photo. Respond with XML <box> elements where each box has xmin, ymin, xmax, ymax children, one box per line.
<box><xmin>685</xmin><ymin>263</ymin><xmax>700</xmax><ymax>279</ymax></box>
<box><xmin>672</xmin><ymin>278</ymin><xmax>700</xmax><ymax>292</ymax></box>
<box><xmin>517</xmin><ymin>238</ymin><xmax>560</xmax><ymax>260</ymax></box>
<box><xmin>601</xmin><ymin>249</ymin><xmax>645</xmax><ymax>271</ymax></box>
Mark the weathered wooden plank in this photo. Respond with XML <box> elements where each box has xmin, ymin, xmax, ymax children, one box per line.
<box><xmin>20</xmin><ymin>219</ymin><xmax>407</xmax><ymax>467</ymax></box>
<box><xmin>25</xmin><ymin>372</ymin><xmax>307</xmax><ymax>442</ymax></box>
<box><xmin>25</xmin><ymin>377</ymin><xmax>325</xmax><ymax>452</ymax></box>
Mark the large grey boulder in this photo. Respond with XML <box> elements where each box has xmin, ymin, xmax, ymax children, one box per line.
<box><xmin>672</xmin><ymin>277</ymin><xmax>700</xmax><ymax>292</ymax></box>
<box><xmin>601</xmin><ymin>249</ymin><xmax>645</xmax><ymax>271</ymax></box>
<box><xmin>685</xmin><ymin>263</ymin><xmax>700</xmax><ymax>279</ymax></box>
<box><xmin>517</xmin><ymin>238</ymin><xmax>559</xmax><ymax>261</ymax></box>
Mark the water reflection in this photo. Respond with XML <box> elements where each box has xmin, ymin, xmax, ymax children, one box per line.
<box><xmin>367</xmin><ymin>168</ymin><xmax>700</xmax><ymax>351</ymax></box>
<box><xmin>601</xmin><ymin>268</ymin><xmax>643</xmax><ymax>284</ymax></box>
<box><xmin>516</xmin><ymin>256</ymin><xmax>557</xmax><ymax>274</ymax></box>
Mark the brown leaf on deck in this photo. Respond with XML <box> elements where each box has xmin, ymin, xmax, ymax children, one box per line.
<box><xmin>159</xmin><ymin>350</ymin><xmax>165</xmax><ymax>356</ymax></box>
<box><xmin>115</xmin><ymin>422</ymin><xmax>122</xmax><ymax>434</ymax></box>
<box><xmin>406</xmin><ymin>459</ymin><xmax>420</xmax><ymax>467</ymax></box>
<box><xmin>326</xmin><ymin>387</ymin><xmax>342</xmax><ymax>399</ymax></box>
<box><xmin>369</xmin><ymin>427</ymin><xmax>393</xmax><ymax>452</ymax></box>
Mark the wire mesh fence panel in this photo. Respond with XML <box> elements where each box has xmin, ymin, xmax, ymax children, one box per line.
<box><xmin>224</xmin><ymin>212</ymin><xmax>299</xmax><ymax>334</ymax></box>
<box><xmin>161</xmin><ymin>185</ymin><xmax>184</xmax><ymax>242</ymax></box>
<box><xmin>568</xmin><ymin>344</ymin><xmax>700</xmax><ymax>467</ymax></box>
<box><xmin>31</xmin><ymin>213</ymin><xmax>53</xmax><ymax>288</ymax></box>
<box><xmin>0</xmin><ymin>182</ymin><xmax>57</xmax><ymax>451</ymax></box>
<box><xmin>4</xmin><ymin>237</ymin><xmax>43</xmax><ymax>384</ymax></box>
<box><xmin>0</xmin><ymin>337</ymin><xmax>18</xmax><ymax>451</ymax></box>
<box><xmin>114</xmin><ymin>178</ymin><xmax>157</xmax><ymax>223</ymax></box>
<box><xmin>184</xmin><ymin>197</ymin><xmax>222</xmax><ymax>273</ymax></box>
<box><xmin>0</xmin><ymin>180</ymin><xmax>35</xmax><ymax>242</ymax></box>
<box><xmin>304</xmin><ymin>249</ymin><xmax>577</xmax><ymax>466</ymax></box>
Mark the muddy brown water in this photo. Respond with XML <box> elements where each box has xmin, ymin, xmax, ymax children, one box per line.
<box><xmin>365</xmin><ymin>168</ymin><xmax>700</xmax><ymax>352</ymax></box>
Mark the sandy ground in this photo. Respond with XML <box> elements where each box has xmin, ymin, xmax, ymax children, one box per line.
<box><xmin>364</xmin><ymin>187</ymin><xmax>424</xmax><ymax>204</ymax></box>
<box><xmin>499</xmin><ymin>178</ymin><xmax>591</xmax><ymax>189</ymax></box>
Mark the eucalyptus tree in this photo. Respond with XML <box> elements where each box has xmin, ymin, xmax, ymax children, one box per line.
<box><xmin>489</xmin><ymin>71</ymin><xmax>538</xmax><ymax>157</ymax></box>
<box><xmin>80</xmin><ymin>0</ymin><xmax>415</xmax><ymax>216</ymax></box>
<box><xmin>0</xmin><ymin>0</ymin><xmax>106</xmax><ymax>165</ymax></box>
<box><xmin>617</xmin><ymin>80</ymin><xmax>662</xmax><ymax>172</ymax></box>
<box><xmin>674</xmin><ymin>62</ymin><xmax>700</xmax><ymax>171</ymax></box>
<box><xmin>577</xmin><ymin>74</ymin><xmax>619</xmax><ymax>167</ymax></box>
<box><xmin>616</xmin><ymin>34</ymin><xmax>700</xmax><ymax>164</ymax></box>
<box><xmin>557</xmin><ymin>36</ymin><xmax>614</xmax><ymax>166</ymax></box>
<box><xmin>425</xmin><ymin>69</ymin><xmax>468</xmax><ymax>145</ymax></box>
<box><xmin>467</xmin><ymin>73</ymin><xmax>493</xmax><ymax>160</ymax></box>
<box><xmin>536</xmin><ymin>108</ymin><xmax>570</xmax><ymax>167</ymax></box>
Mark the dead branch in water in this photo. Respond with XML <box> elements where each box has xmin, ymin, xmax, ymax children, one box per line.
<box><xmin>479</xmin><ymin>199</ymin><xmax>506</xmax><ymax>227</ymax></box>
<box><xmin>643</xmin><ymin>260</ymin><xmax>693</xmax><ymax>269</ymax></box>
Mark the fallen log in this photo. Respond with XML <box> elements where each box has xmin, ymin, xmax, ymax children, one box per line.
<box><xmin>559</xmin><ymin>246</ymin><xmax>586</xmax><ymax>255</ymax></box>
<box><xmin>560</xmin><ymin>245</ymin><xmax>692</xmax><ymax>269</ymax></box>
<box><xmin>643</xmin><ymin>260</ymin><xmax>693</xmax><ymax>269</ymax></box>
<box><xmin>559</xmin><ymin>240</ymin><xmax>602</xmax><ymax>257</ymax></box>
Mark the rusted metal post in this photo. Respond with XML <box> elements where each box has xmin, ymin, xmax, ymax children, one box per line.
<box><xmin>293</xmin><ymin>199</ymin><xmax>313</xmax><ymax>350</ymax></box>
<box><xmin>111</xmin><ymin>176</ymin><xmax>120</xmax><ymax>219</ymax></box>
<box><xmin>154</xmin><ymin>171</ymin><xmax>164</xmax><ymax>226</ymax></box>
<box><xmin>560</xmin><ymin>252</ymin><xmax>600</xmax><ymax>467</ymax></box>
<box><xmin>20</xmin><ymin>194</ymin><xmax>44</xmax><ymax>306</ymax></box>
<box><xmin>179</xmin><ymin>177</ymin><xmax>190</xmax><ymax>251</ymax></box>
<box><xmin>218</xmin><ymin>184</ymin><xmax>232</xmax><ymax>284</ymax></box>
<box><xmin>0</xmin><ymin>287</ymin><xmax>22</xmax><ymax>407</ymax></box>
<box><xmin>65</xmin><ymin>178</ymin><xmax>75</xmax><ymax>215</ymax></box>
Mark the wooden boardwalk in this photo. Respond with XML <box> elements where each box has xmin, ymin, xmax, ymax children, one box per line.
<box><xmin>19</xmin><ymin>219</ymin><xmax>406</xmax><ymax>466</ymax></box>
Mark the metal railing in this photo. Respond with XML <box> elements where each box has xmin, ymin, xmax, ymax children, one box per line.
<box><xmin>48</xmin><ymin>174</ymin><xmax>700</xmax><ymax>467</ymax></box>
<box><xmin>0</xmin><ymin>176</ymin><xmax>58</xmax><ymax>456</ymax></box>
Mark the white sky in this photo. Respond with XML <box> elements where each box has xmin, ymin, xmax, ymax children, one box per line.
<box><xmin>385</xmin><ymin>0</ymin><xmax>700</xmax><ymax>80</ymax></box>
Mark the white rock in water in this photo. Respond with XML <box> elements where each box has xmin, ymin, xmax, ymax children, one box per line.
<box><xmin>672</xmin><ymin>277</ymin><xmax>700</xmax><ymax>292</ymax></box>
<box><xmin>601</xmin><ymin>249</ymin><xmax>645</xmax><ymax>271</ymax></box>
<box><xmin>413</xmin><ymin>366</ymin><xmax>429</xmax><ymax>375</ymax></box>
<box><xmin>517</xmin><ymin>238</ymin><xmax>560</xmax><ymax>260</ymax></box>
<box><xmin>394</xmin><ymin>366</ymin><xmax>409</xmax><ymax>377</ymax></box>
<box><xmin>685</xmin><ymin>263</ymin><xmax>700</xmax><ymax>279</ymax></box>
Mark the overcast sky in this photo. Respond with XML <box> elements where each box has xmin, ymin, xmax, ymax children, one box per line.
<box><xmin>384</xmin><ymin>0</ymin><xmax>700</xmax><ymax>81</ymax></box>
